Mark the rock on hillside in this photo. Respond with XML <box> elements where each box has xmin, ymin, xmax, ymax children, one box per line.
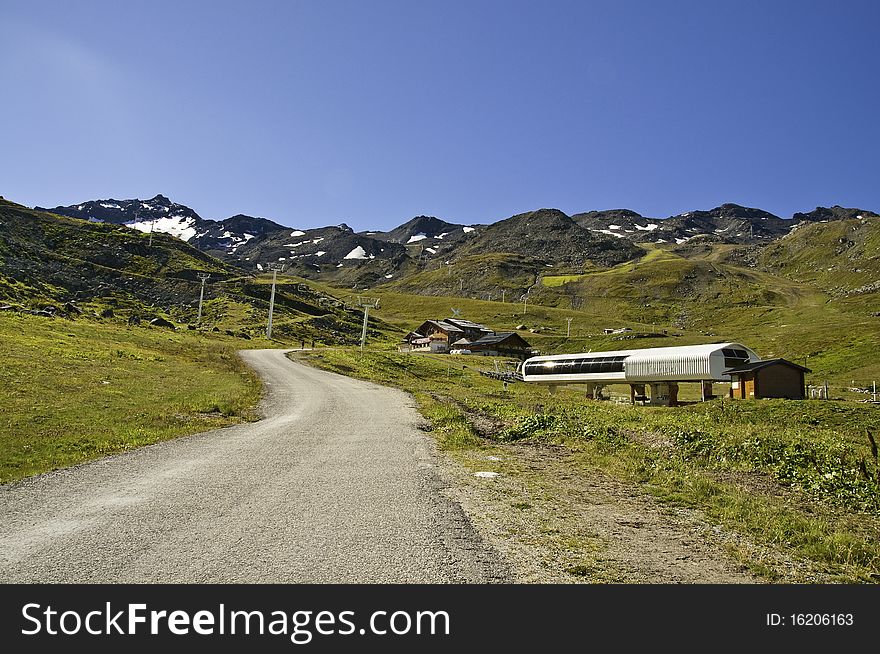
<box><xmin>453</xmin><ymin>208</ymin><xmax>642</xmax><ymax>268</ymax></box>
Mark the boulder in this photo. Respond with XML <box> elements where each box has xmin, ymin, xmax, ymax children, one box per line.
<box><xmin>149</xmin><ymin>317</ymin><xmax>175</xmax><ymax>329</ymax></box>
<box><xmin>100</xmin><ymin>308</ymin><xmax>115</xmax><ymax>318</ymax></box>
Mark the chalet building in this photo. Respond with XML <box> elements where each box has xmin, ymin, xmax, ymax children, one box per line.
<box><xmin>400</xmin><ymin>318</ymin><xmax>533</xmax><ymax>358</ymax></box>
<box><xmin>726</xmin><ymin>358</ymin><xmax>810</xmax><ymax>400</ymax></box>
<box><xmin>466</xmin><ymin>332</ymin><xmax>533</xmax><ymax>357</ymax></box>
<box><xmin>402</xmin><ymin>320</ymin><xmax>465</xmax><ymax>353</ymax></box>
<box><xmin>406</xmin><ymin>335</ymin><xmax>449</xmax><ymax>353</ymax></box>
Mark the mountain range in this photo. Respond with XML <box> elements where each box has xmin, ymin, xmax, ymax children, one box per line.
<box><xmin>34</xmin><ymin>195</ymin><xmax>879</xmax><ymax>287</ymax></box>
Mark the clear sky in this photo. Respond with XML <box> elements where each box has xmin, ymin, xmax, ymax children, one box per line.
<box><xmin>2</xmin><ymin>0</ymin><xmax>878</xmax><ymax>229</ymax></box>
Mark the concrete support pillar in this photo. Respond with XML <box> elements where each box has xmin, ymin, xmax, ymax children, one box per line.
<box><xmin>701</xmin><ymin>381</ymin><xmax>713</xmax><ymax>401</ymax></box>
<box><xmin>630</xmin><ymin>384</ymin><xmax>646</xmax><ymax>405</ymax></box>
<box><xmin>649</xmin><ymin>383</ymin><xmax>670</xmax><ymax>406</ymax></box>
<box><xmin>584</xmin><ymin>382</ymin><xmax>595</xmax><ymax>399</ymax></box>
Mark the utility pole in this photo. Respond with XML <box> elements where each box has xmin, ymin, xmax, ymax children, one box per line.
<box><xmin>566</xmin><ymin>317</ymin><xmax>573</xmax><ymax>338</ymax></box>
<box><xmin>459</xmin><ymin>278</ymin><xmax>464</xmax><ymax>293</ymax></box>
<box><xmin>356</xmin><ymin>296</ymin><xmax>380</xmax><ymax>352</ymax></box>
<box><xmin>196</xmin><ymin>273</ymin><xmax>210</xmax><ymax>324</ymax></box>
<box><xmin>148</xmin><ymin>219</ymin><xmax>155</xmax><ymax>247</ymax></box>
<box><xmin>522</xmin><ymin>281</ymin><xmax>537</xmax><ymax>315</ymax></box>
<box><xmin>266</xmin><ymin>263</ymin><xmax>284</xmax><ymax>339</ymax></box>
<box><xmin>501</xmin><ymin>289</ymin><xmax>505</xmax><ymax>303</ymax></box>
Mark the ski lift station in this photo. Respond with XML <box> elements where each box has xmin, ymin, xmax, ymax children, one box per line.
<box><xmin>520</xmin><ymin>342</ymin><xmax>805</xmax><ymax>405</ymax></box>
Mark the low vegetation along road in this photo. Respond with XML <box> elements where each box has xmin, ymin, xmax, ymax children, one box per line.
<box><xmin>0</xmin><ymin>349</ymin><xmax>509</xmax><ymax>583</ymax></box>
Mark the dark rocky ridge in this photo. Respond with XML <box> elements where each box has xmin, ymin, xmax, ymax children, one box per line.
<box><xmin>37</xmin><ymin>195</ymin><xmax>287</xmax><ymax>258</ymax></box>
<box><xmin>792</xmin><ymin>205</ymin><xmax>880</xmax><ymax>222</ymax></box>
<box><xmin>362</xmin><ymin>215</ymin><xmax>476</xmax><ymax>254</ymax></box>
<box><xmin>571</xmin><ymin>203</ymin><xmax>876</xmax><ymax>245</ymax></box>
<box><xmin>454</xmin><ymin>208</ymin><xmax>642</xmax><ymax>268</ymax></box>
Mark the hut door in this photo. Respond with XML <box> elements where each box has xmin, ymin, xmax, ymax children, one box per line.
<box><xmin>744</xmin><ymin>378</ymin><xmax>756</xmax><ymax>398</ymax></box>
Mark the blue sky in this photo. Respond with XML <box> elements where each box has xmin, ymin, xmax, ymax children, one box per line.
<box><xmin>2</xmin><ymin>0</ymin><xmax>878</xmax><ymax>229</ymax></box>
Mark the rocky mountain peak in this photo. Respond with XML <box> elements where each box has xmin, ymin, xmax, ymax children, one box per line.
<box><xmin>792</xmin><ymin>206</ymin><xmax>880</xmax><ymax>223</ymax></box>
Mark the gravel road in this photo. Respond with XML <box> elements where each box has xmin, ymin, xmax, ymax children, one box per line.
<box><xmin>0</xmin><ymin>349</ymin><xmax>509</xmax><ymax>583</ymax></box>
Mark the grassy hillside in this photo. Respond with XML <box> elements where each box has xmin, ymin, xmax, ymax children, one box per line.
<box><xmin>0</xmin><ymin>198</ymin><xmax>234</xmax><ymax>305</ymax></box>
<box><xmin>0</xmin><ymin>199</ymin><xmax>397</xmax><ymax>346</ymax></box>
<box><xmin>0</xmin><ymin>314</ymin><xmax>261</xmax><ymax>483</ymax></box>
<box><xmin>384</xmin><ymin>252</ymin><xmax>547</xmax><ymax>298</ymax></box>
<box><xmin>758</xmin><ymin>215</ymin><xmax>880</xmax><ymax>295</ymax></box>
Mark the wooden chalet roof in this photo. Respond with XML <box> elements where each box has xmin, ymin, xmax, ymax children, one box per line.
<box><xmin>469</xmin><ymin>332</ymin><xmax>532</xmax><ymax>349</ymax></box>
<box><xmin>725</xmin><ymin>358</ymin><xmax>811</xmax><ymax>374</ymax></box>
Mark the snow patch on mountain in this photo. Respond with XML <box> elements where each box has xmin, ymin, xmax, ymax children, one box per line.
<box><xmin>127</xmin><ymin>216</ymin><xmax>197</xmax><ymax>241</ymax></box>
<box><xmin>344</xmin><ymin>246</ymin><xmax>368</xmax><ymax>260</ymax></box>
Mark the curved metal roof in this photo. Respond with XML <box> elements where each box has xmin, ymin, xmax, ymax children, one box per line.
<box><xmin>523</xmin><ymin>342</ymin><xmax>761</xmax><ymax>383</ymax></box>
<box><xmin>526</xmin><ymin>342</ymin><xmax>751</xmax><ymax>362</ymax></box>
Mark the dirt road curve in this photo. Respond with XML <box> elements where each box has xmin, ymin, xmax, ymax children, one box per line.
<box><xmin>0</xmin><ymin>349</ymin><xmax>509</xmax><ymax>583</ymax></box>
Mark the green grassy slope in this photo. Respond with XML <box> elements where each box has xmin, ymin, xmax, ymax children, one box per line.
<box><xmin>758</xmin><ymin>215</ymin><xmax>880</xmax><ymax>295</ymax></box>
<box><xmin>0</xmin><ymin>314</ymin><xmax>260</xmax><ymax>483</ymax></box>
<box><xmin>0</xmin><ymin>200</ymin><xmax>397</xmax><ymax>345</ymax></box>
<box><xmin>384</xmin><ymin>252</ymin><xmax>546</xmax><ymax>298</ymax></box>
<box><xmin>0</xmin><ymin>199</ymin><xmax>234</xmax><ymax>303</ymax></box>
